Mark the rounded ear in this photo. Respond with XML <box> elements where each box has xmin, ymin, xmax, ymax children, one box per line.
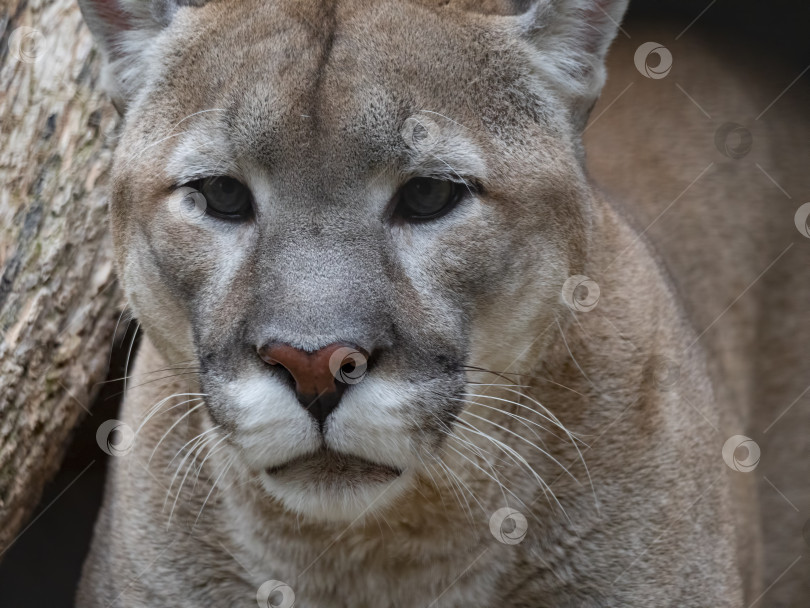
<box><xmin>77</xmin><ymin>0</ymin><xmax>208</xmax><ymax>112</ymax></box>
<box><xmin>512</xmin><ymin>0</ymin><xmax>630</xmax><ymax>132</ymax></box>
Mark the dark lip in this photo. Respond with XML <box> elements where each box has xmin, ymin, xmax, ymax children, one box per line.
<box><xmin>265</xmin><ymin>448</ymin><xmax>403</xmax><ymax>480</ymax></box>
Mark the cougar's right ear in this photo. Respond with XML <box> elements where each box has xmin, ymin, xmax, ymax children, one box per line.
<box><xmin>78</xmin><ymin>0</ymin><xmax>207</xmax><ymax>113</ymax></box>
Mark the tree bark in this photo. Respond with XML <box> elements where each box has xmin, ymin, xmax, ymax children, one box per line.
<box><xmin>0</xmin><ymin>0</ymin><xmax>120</xmax><ymax>554</ymax></box>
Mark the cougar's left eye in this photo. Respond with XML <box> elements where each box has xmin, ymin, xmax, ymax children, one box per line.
<box><xmin>395</xmin><ymin>177</ymin><xmax>464</xmax><ymax>221</ymax></box>
<box><xmin>191</xmin><ymin>176</ymin><xmax>253</xmax><ymax>220</ymax></box>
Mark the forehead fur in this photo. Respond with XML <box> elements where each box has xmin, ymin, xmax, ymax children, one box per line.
<box><xmin>122</xmin><ymin>0</ymin><xmax>564</xmax><ymax>186</ymax></box>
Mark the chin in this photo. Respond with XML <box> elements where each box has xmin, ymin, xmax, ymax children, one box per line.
<box><xmin>259</xmin><ymin>449</ymin><xmax>413</xmax><ymax>522</ymax></box>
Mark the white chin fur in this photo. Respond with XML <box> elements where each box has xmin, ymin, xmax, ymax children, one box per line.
<box><xmin>224</xmin><ymin>371</ymin><xmax>420</xmax><ymax>521</ymax></box>
<box><xmin>259</xmin><ymin>469</ymin><xmax>414</xmax><ymax>522</ymax></box>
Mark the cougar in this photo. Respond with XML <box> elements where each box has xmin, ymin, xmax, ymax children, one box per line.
<box><xmin>75</xmin><ymin>0</ymin><xmax>810</xmax><ymax>606</ymax></box>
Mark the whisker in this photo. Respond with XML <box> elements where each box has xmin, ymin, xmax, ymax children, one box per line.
<box><xmin>555</xmin><ymin>316</ymin><xmax>597</xmax><ymax>390</ymax></box>
<box><xmin>484</xmin><ymin>384</ymin><xmax>598</xmax><ymax>510</ymax></box>
<box><xmin>452</xmin><ymin>417</ymin><xmax>568</xmax><ymax>520</ymax></box>
<box><xmin>424</xmin><ymin>451</ymin><xmax>475</xmax><ymax>525</ymax></box>
<box><xmin>460</xmin><ymin>391</ymin><xmax>582</xmax><ymax>444</ymax></box>
<box><xmin>166</xmin><ymin>427</ymin><xmax>220</xmax><ymax>523</ymax></box>
<box><xmin>108</xmin><ymin>371</ymin><xmax>202</xmax><ymax>401</ymax></box>
<box><xmin>192</xmin><ymin>433</ymin><xmax>231</xmax><ymax>490</ymax></box>
<box><xmin>122</xmin><ymin>322</ymin><xmax>141</xmax><ymax>397</ymax></box>
<box><xmin>195</xmin><ymin>451</ymin><xmax>234</xmax><ymax>527</ymax></box>
<box><xmin>464</xmin><ymin>367</ymin><xmax>587</xmax><ymax>398</ymax></box>
<box><xmin>96</xmin><ymin>362</ymin><xmax>199</xmax><ymax>386</ymax></box>
<box><xmin>149</xmin><ymin>401</ymin><xmax>206</xmax><ymax>464</ymax></box>
<box><xmin>453</xmin><ymin>395</ymin><xmax>560</xmax><ymax>443</ymax></box>
<box><xmin>444</xmin><ymin>441</ymin><xmax>534</xmax><ymax>521</ymax></box>
<box><xmin>462</xmin><ymin>410</ymin><xmax>579</xmax><ymax>486</ymax></box>
<box><xmin>106</xmin><ymin>306</ymin><xmax>130</xmax><ymax>376</ymax></box>
<box><xmin>136</xmin><ymin>394</ymin><xmax>206</xmax><ymax>435</ymax></box>
<box><xmin>444</xmin><ymin>435</ymin><xmax>511</xmax><ymax>510</ymax></box>
<box><xmin>127</xmin><ymin>108</ymin><xmax>227</xmax><ymax>161</ymax></box>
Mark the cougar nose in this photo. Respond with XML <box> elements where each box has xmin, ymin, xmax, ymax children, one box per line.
<box><xmin>257</xmin><ymin>342</ymin><xmax>368</xmax><ymax>428</ymax></box>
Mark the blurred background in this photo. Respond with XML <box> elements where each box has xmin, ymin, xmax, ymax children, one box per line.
<box><xmin>0</xmin><ymin>0</ymin><xmax>808</xmax><ymax>605</ymax></box>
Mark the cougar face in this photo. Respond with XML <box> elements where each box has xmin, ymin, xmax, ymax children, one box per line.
<box><xmin>98</xmin><ymin>0</ymin><xmax>610</xmax><ymax>521</ymax></box>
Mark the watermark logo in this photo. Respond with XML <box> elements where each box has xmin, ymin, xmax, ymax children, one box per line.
<box><xmin>170</xmin><ymin>186</ymin><xmax>208</xmax><ymax>224</ymax></box>
<box><xmin>714</xmin><ymin>122</ymin><xmax>753</xmax><ymax>159</ymax></box>
<box><xmin>8</xmin><ymin>27</ymin><xmax>45</xmax><ymax>64</ymax></box>
<box><xmin>562</xmin><ymin>275</ymin><xmax>600</xmax><ymax>312</ymax></box>
<box><xmin>257</xmin><ymin>580</ymin><xmax>295</xmax><ymax>608</ymax></box>
<box><xmin>722</xmin><ymin>435</ymin><xmax>760</xmax><ymax>473</ymax></box>
<box><xmin>328</xmin><ymin>347</ymin><xmax>368</xmax><ymax>385</ymax></box>
<box><xmin>489</xmin><ymin>507</ymin><xmax>528</xmax><ymax>545</ymax></box>
<box><xmin>647</xmin><ymin>355</ymin><xmax>680</xmax><ymax>391</ymax></box>
<box><xmin>401</xmin><ymin>114</ymin><xmax>440</xmax><ymax>154</ymax></box>
<box><xmin>793</xmin><ymin>203</ymin><xmax>810</xmax><ymax>238</ymax></box>
<box><xmin>634</xmin><ymin>42</ymin><xmax>673</xmax><ymax>79</ymax></box>
<box><xmin>96</xmin><ymin>419</ymin><xmax>135</xmax><ymax>457</ymax></box>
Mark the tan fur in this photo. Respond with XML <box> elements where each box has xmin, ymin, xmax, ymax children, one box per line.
<box><xmin>76</xmin><ymin>1</ymin><xmax>809</xmax><ymax>606</ymax></box>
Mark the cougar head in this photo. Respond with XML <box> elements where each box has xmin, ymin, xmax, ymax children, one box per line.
<box><xmin>80</xmin><ymin>0</ymin><xmax>627</xmax><ymax>521</ymax></box>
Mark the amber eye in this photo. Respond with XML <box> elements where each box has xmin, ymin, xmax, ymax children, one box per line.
<box><xmin>189</xmin><ymin>176</ymin><xmax>253</xmax><ymax>220</ymax></box>
<box><xmin>395</xmin><ymin>177</ymin><xmax>464</xmax><ymax>221</ymax></box>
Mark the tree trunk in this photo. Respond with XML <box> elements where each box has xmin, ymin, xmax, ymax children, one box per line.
<box><xmin>0</xmin><ymin>0</ymin><xmax>120</xmax><ymax>554</ymax></box>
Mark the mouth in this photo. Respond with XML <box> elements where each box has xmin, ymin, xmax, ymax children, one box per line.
<box><xmin>265</xmin><ymin>448</ymin><xmax>403</xmax><ymax>484</ymax></box>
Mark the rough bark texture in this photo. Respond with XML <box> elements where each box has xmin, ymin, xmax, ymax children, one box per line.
<box><xmin>0</xmin><ymin>0</ymin><xmax>120</xmax><ymax>554</ymax></box>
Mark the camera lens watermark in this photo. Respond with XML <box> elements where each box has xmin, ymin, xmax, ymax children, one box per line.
<box><xmin>562</xmin><ymin>275</ymin><xmax>600</xmax><ymax>312</ymax></box>
<box><xmin>96</xmin><ymin>419</ymin><xmax>135</xmax><ymax>457</ymax></box>
<box><xmin>401</xmin><ymin>114</ymin><xmax>440</xmax><ymax>154</ymax></box>
<box><xmin>328</xmin><ymin>347</ymin><xmax>368</xmax><ymax>385</ymax></box>
<box><xmin>489</xmin><ymin>507</ymin><xmax>528</xmax><ymax>545</ymax></box>
<box><xmin>714</xmin><ymin>122</ymin><xmax>753</xmax><ymax>159</ymax></box>
<box><xmin>721</xmin><ymin>435</ymin><xmax>760</xmax><ymax>473</ymax></box>
<box><xmin>793</xmin><ymin>203</ymin><xmax>810</xmax><ymax>238</ymax></box>
<box><xmin>257</xmin><ymin>580</ymin><xmax>295</xmax><ymax>608</ymax></box>
<box><xmin>170</xmin><ymin>186</ymin><xmax>208</xmax><ymax>223</ymax></box>
<box><xmin>634</xmin><ymin>42</ymin><xmax>673</xmax><ymax>79</ymax></box>
<box><xmin>647</xmin><ymin>355</ymin><xmax>680</xmax><ymax>391</ymax></box>
<box><xmin>8</xmin><ymin>27</ymin><xmax>46</xmax><ymax>64</ymax></box>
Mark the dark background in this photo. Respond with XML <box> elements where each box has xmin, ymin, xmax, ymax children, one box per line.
<box><xmin>0</xmin><ymin>1</ymin><xmax>808</xmax><ymax>606</ymax></box>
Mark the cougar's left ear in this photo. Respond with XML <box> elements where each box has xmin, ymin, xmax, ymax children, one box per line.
<box><xmin>513</xmin><ymin>0</ymin><xmax>629</xmax><ymax>133</ymax></box>
<box><xmin>78</xmin><ymin>0</ymin><xmax>208</xmax><ymax>112</ymax></box>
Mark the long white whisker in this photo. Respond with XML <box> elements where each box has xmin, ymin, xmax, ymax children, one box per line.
<box><xmin>166</xmin><ymin>427</ymin><xmax>220</xmax><ymax>522</ymax></box>
<box><xmin>462</xmin><ymin>410</ymin><xmax>579</xmax><ymax>486</ymax></box>
<box><xmin>195</xmin><ymin>451</ymin><xmax>234</xmax><ymax>527</ymax></box>
<box><xmin>444</xmin><ymin>441</ymin><xmax>533</xmax><ymax>519</ymax></box>
<box><xmin>149</xmin><ymin>401</ymin><xmax>206</xmax><ymax>464</ymax></box>
<box><xmin>122</xmin><ymin>322</ymin><xmax>141</xmax><ymax>396</ymax></box>
<box><xmin>136</xmin><ymin>394</ymin><xmax>206</xmax><ymax>435</ymax></box>
<box><xmin>425</xmin><ymin>451</ymin><xmax>474</xmax><ymax>525</ymax></box>
<box><xmin>490</xmin><ymin>384</ymin><xmax>598</xmax><ymax>511</ymax></box>
<box><xmin>454</xmin><ymin>395</ymin><xmax>559</xmax><ymax>443</ymax></box>
<box><xmin>555</xmin><ymin>316</ymin><xmax>596</xmax><ymax>389</ymax></box>
<box><xmin>453</xmin><ymin>418</ymin><xmax>568</xmax><ymax>520</ymax></box>
<box><xmin>192</xmin><ymin>433</ymin><xmax>231</xmax><ymax>490</ymax></box>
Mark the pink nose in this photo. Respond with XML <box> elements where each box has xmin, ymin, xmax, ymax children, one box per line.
<box><xmin>257</xmin><ymin>342</ymin><xmax>368</xmax><ymax>427</ymax></box>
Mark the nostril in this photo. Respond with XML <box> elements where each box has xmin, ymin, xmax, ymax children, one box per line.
<box><xmin>268</xmin><ymin>361</ymin><xmax>297</xmax><ymax>391</ymax></box>
<box><xmin>257</xmin><ymin>341</ymin><xmax>370</xmax><ymax>427</ymax></box>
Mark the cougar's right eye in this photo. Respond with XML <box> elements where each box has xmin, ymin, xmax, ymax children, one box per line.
<box><xmin>394</xmin><ymin>177</ymin><xmax>465</xmax><ymax>222</ymax></box>
<box><xmin>189</xmin><ymin>176</ymin><xmax>254</xmax><ymax>220</ymax></box>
